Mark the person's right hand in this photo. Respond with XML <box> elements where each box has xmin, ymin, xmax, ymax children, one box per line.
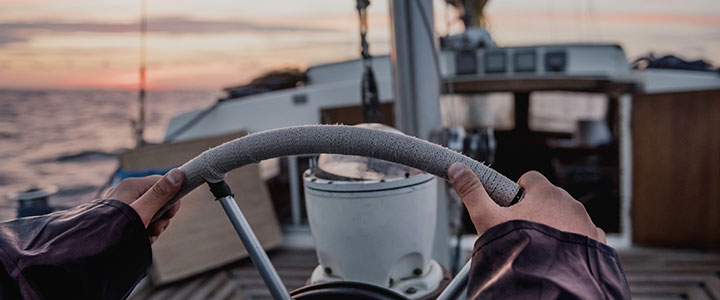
<box><xmin>448</xmin><ymin>163</ymin><xmax>606</xmax><ymax>243</ymax></box>
<box><xmin>103</xmin><ymin>169</ymin><xmax>184</xmax><ymax>244</ymax></box>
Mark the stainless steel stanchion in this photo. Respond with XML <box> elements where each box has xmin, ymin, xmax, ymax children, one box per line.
<box><xmin>211</xmin><ymin>180</ymin><xmax>292</xmax><ymax>300</ymax></box>
<box><xmin>436</xmin><ymin>259</ymin><xmax>471</xmax><ymax>300</ymax></box>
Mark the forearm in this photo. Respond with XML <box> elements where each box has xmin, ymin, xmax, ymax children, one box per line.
<box><xmin>0</xmin><ymin>199</ymin><xmax>152</xmax><ymax>299</ymax></box>
<box><xmin>467</xmin><ymin>220</ymin><xmax>631</xmax><ymax>300</ymax></box>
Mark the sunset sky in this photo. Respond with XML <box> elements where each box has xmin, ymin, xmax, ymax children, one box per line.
<box><xmin>1</xmin><ymin>0</ymin><xmax>719</xmax><ymax>90</ymax></box>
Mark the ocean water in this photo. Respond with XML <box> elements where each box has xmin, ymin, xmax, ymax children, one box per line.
<box><xmin>0</xmin><ymin>88</ymin><xmax>606</xmax><ymax>220</ymax></box>
<box><xmin>0</xmin><ymin>89</ymin><xmax>220</xmax><ymax>220</ymax></box>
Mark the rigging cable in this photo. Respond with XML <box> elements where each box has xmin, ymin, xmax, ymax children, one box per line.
<box><xmin>546</xmin><ymin>0</ymin><xmax>558</xmax><ymax>41</ymax></box>
<box><xmin>163</xmin><ymin>102</ymin><xmax>220</xmax><ymax>142</ymax></box>
<box><xmin>586</xmin><ymin>0</ymin><xmax>603</xmax><ymax>41</ymax></box>
<box><xmin>356</xmin><ymin>0</ymin><xmax>383</xmax><ymax>124</ymax></box>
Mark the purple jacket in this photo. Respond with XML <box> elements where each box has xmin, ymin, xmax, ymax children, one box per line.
<box><xmin>0</xmin><ymin>199</ymin><xmax>631</xmax><ymax>299</ymax></box>
<box><xmin>467</xmin><ymin>220</ymin><xmax>631</xmax><ymax>299</ymax></box>
<box><xmin>0</xmin><ymin>200</ymin><xmax>150</xmax><ymax>299</ymax></box>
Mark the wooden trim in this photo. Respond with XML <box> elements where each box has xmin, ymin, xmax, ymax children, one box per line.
<box><xmin>444</xmin><ymin>76</ymin><xmax>635</xmax><ymax>97</ymax></box>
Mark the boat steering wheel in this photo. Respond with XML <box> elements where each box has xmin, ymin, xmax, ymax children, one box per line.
<box><xmin>152</xmin><ymin>125</ymin><xmax>523</xmax><ymax>300</ymax></box>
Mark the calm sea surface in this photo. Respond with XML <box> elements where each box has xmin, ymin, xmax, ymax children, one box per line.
<box><xmin>0</xmin><ymin>89</ymin><xmax>220</xmax><ymax>219</ymax></box>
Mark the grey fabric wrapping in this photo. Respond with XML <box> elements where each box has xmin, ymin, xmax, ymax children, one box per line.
<box><xmin>152</xmin><ymin>125</ymin><xmax>522</xmax><ymax>223</ymax></box>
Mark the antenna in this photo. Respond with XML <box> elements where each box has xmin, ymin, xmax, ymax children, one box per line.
<box><xmin>134</xmin><ymin>0</ymin><xmax>147</xmax><ymax>147</ymax></box>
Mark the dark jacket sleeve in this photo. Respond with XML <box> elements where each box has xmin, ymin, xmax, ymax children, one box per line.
<box><xmin>467</xmin><ymin>220</ymin><xmax>631</xmax><ymax>300</ymax></box>
<box><xmin>0</xmin><ymin>199</ymin><xmax>152</xmax><ymax>300</ymax></box>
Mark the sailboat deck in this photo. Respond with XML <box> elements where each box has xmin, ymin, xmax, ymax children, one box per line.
<box><xmin>130</xmin><ymin>247</ymin><xmax>720</xmax><ymax>300</ymax></box>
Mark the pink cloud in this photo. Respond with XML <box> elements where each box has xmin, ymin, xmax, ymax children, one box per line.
<box><xmin>488</xmin><ymin>12</ymin><xmax>720</xmax><ymax>27</ymax></box>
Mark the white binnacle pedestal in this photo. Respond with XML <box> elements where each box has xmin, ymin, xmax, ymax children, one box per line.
<box><xmin>304</xmin><ymin>170</ymin><xmax>444</xmax><ymax>299</ymax></box>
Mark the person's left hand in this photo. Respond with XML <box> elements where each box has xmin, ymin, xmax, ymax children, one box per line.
<box><xmin>447</xmin><ymin>163</ymin><xmax>605</xmax><ymax>243</ymax></box>
<box><xmin>103</xmin><ymin>169</ymin><xmax>184</xmax><ymax>244</ymax></box>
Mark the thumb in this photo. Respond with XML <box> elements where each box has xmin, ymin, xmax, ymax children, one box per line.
<box><xmin>132</xmin><ymin>169</ymin><xmax>184</xmax><ymax>227</ymax></box>
<box><xmin>448</xmin><ymin>163</ymin><xmax>501</xmax><ymax>233</ymax></box>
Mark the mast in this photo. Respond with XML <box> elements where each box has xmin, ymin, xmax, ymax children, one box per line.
<box><xmin>389</xmin><ymin>0</ymin><xmax>449</xmax><ymax>268</ymax></box>
<box><xmin>134</xmin><ymin>0</ymin><xmax>147</xmax><ymax>147</ymax></box>
<box><xmin>389</xmin><ymin>0</ymin><xmax>441</xmax><ymax>140</ymax></box>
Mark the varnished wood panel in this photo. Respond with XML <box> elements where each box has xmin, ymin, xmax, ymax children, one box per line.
<box><xmin>632</xmin><ymin>89</ymin><xmax>720</xmax><ymax>249</ymax></box>
<box><xmin>319</xmin><ymin>102</ymin><xmax>395</xmax><ymax>126</ymax></box>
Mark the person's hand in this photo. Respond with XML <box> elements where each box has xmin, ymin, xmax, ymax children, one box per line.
<box><xmin>103</xmin><ymin>169</ymin><xmax>184</xmax><ymax>244</ymax></box>
<box><xmin>448</xmin><ymin>163</ymin><xmax>606</xmax><ymax>243</ymax></box>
